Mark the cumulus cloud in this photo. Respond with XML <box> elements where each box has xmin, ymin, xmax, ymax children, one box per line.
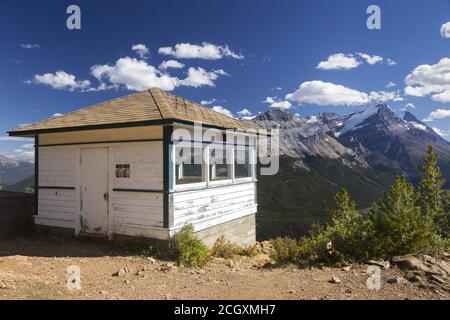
<box><xmin>404</xmin><ymin>58</ymin><xmax>450</xmax><ymax>102</ymax></box>
<box><xmin>200</xmin><ymin>99</ymin><xmax>217</xmax><ymax>106</ymax></box>
<box><xmin>158</xmin><ymin>42</ymin><xmax>244</xmax><ymax>60</ymax></box>
<box><xmin>357</xmin><ymin>53</ymin><xmax>383</xmax><ymax>65</ymax></box>
<box><xmin>263</xmin><ymin>96</ymin><xmax>292</xmax><ymax>109</ymax></box>
<box><xmin>237</xmin><ymin>108</ymin><xmax>253</xmax><ymax>117</ymax></box>
<box><xmin>316</xmin><ymin>53</ymin><xmax>361</xmax><ymax>70</ymax></box>
<box><xmin>423</xmin><ymin>108</ymin><xmax>450</xmax><ymax>122</ymax></box>
<box><xmin>52</xmin><ymin>113</ymin><xmax>63</xmax><ymax>117</ymax></box>
<box><xmin>440</xmin><ymin>22</ymin><xmax>450</xmax><ymax>38</ymax></box>
<box><xmin>90</xmin><ymin>57</ymin><xmax>179</xmax><ymax>91</ymax></box>
<box><xmin>27</xmin><ymin>70</ymin><xmax>91</xmax><ymax>91</ymax></box>
<box><xmin>179</xmin><ymin>67</ymin><xmax>226</xmax><ymax>88</ymax></box>
<box><xmin>20</xmin><ymin>43</ymin><xmax>41</xmax><ymax>49</ymax></box>
<box><xmin>211</xmin><ymin>106</ymin><xmax>234</xmax><ymax>118</ymax></box>
<box><xmin>286</xmin><ymin>80</ymin><xmax>370</xmax><ymax>106</ymax></box>
<box><xmin>368</xmin><ymin>90</ymin><xmax>404</xmax><ymax>102</ymax></box>
<box><xmin>159</xmin><ymin>60</ymin><xmax>185</xmax><ymax>70</ymax></box>
<box><xmin>131</xmin><ymin>44</ymin><xmax>150</xmax><ymax>59</ymax></box>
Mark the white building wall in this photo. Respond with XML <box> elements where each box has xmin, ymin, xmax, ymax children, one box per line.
<box><xmin>35</xmin><ymin>127</ymin><xmax>166</xmax><ymax>236</ymax></box>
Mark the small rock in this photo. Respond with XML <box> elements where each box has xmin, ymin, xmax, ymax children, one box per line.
<box><xmin>422</xmin><ymin>255</ymin><xmax>436</xmax><ymax>265</ymax></box>
<box><xmin>392</xmin><ymin>255</ymin><xmax>429</xmax><ymax>272</ymax></box>
<box><xmin>342</xmin><ymin>266</ymin><xmax>351</xmax><ymax>272</ymax></box>
<box><xmin>368</xmin><ymin>260</ymin><xmax>390</xmax><ymax>270</ymax></box>
<box><xmin>99</xmin><ymin>290</ymin><xmax>108</xmax><ymax>295</ymax></box>
<box><xmin>345</xmin><ymin>288</ymin><xmax>352</xmax><ymax>294</ymax></box>
<box><xmin>429</xmin><ymin>274</ymin><xmax>446</xmax><ymax>284</ymax></box>
<box><xmin>288</xmin><ymin>289</ymin><xmax>296</xmax><ymax>294</ymax></box>
<box><xmin>387</xmin><ymin>276</ymin><xmax>406</xmax><ymax>284</ymax></box>
<box><xmin>147</xmin><ymin>257</ymin><xmax>156</xmax><ymax>264</ymax></box>
<box><xmin>330</xmin><ymin>276</ymin><xmax>342</xmax><ymax>284</ymax></box>
<box><xmin>407</xmin><ymin>274</ymin><xmax>422</xmax><ymax>283</ymax></box>
<box><xmin>112</xmin><ymin>267</ymin><xmax>129</xmax><ymax>277</ymax></box>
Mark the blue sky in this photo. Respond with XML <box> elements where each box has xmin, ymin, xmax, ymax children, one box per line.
<box><xmin>1</xmin><ymin>0</ymin><xmax>450</xmax><ymax>157</ymax></box>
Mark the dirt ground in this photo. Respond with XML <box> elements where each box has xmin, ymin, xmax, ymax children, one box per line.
<box><xmin>0</xmin><ymin>236</ymin><xmax>448</xmax><ymax>300</ymax></box>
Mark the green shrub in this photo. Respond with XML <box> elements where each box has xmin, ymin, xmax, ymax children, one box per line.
<box><xmin>174</xmin><ymin>224</ymin><xmax>210</xmax><ymax>267</ymax></box>
<box><xmin>270</xmin><ymin>237</ymin><xmax>299</xmax><ymax>263</ymax></box>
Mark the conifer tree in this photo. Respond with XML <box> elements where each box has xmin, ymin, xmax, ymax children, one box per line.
<box><xmin>417</xmin><ymin>145</ymin><xmax>448</xmax><ymax>235</ymax></box>
<box><xmin>369</xmin><ymin>176</ymin><xmax>434</xmax><ymax>257</ymax></box>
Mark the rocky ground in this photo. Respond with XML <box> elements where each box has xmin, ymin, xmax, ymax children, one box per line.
<box><xmin>0</xmin><ymin>236</ymin><xmax>448</xmax><ymax>300</ymax></box>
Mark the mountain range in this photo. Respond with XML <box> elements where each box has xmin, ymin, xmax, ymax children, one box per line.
<box><xmin>0</xmin><ymin>155</ymin><xmax>34</xmax><ymax>191</ymax></box>
<box><xmin>248</xmin><ymin>104</ymin><xmax>450</xmax><ymax>239</ymax></box>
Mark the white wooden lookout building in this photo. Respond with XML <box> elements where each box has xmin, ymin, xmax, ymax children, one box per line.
<box><xmin>9</xmin><ymin>88</ymin><xmax>259</xmax><ymax>245</ymax></box>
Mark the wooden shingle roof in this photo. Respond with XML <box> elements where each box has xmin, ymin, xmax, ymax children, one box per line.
<box><xmin>9</xmin><ymin>88</ymin><xmax>258</xmax><ymax>136</ymax></box>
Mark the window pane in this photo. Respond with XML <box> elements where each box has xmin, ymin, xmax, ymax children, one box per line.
<box><xmin>209</xmin><ymin>147</ymin><xmax>231</xmax><ymax>181</ymax></box>
<box><xmin>235</xmin><ymin>149</ymin><xmax>252</xmax><ymax>178</ymax></box>
<box><xmin>175</xmin><ymin>147</ymin><xmax>203</xmax><ymax>185</ymax></box>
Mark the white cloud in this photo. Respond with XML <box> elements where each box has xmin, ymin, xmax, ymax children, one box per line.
<box><xmin>263</xmin><ymin>96</ymin><xmax>292</xmax><ymax>109</ymax></box>
<box><xmin>423</xmin><ymin>108</ymin><xmax>450</xmax><ymax>122</ymax></box>
<box><xmin>368</xmin><ymin>90</ymin><xmax>404</xmax><ymax>103</ymax></box>
<box><xmin>270</xmin><ymin>101</ymin><xmax>292</xmax><ymax>109</ymax></box>
<box><xmin>440</xmin><ymin>22</ymin><xmax>450</xmax><ymax>38</ymax></box>
<box><xmin>159</xmin><ymin>60</ymin><xmax>185</xmax><ymax>70</ymax></box>
<box><xmin>263</xmin><ymin>96</ymin><xmax>276</xmax><ymax>104</ymax></box>
<box><xmin>211</xmin><ymin>106</ymin><xmax>234</xmax><ymax>118</ymax></box>
<box><xmin>357</xmin><ymin>53</ymin><xmax>383</xmax><ymax>65</ymax></box>
<box><xmin>402</xmin><ymin>103</ymin><xmax>416</xmax><ymax>111</ymax></box>
<box><xmin>385</xmin><ymin>81</ymin><xmax>396</xmax><ymax>88</ymax></box>
<box><xmin>179</xmin><ymin>67</ymin><xmax>226</xmax><ymax>88</ymax></box>
<box><xmin>27</xmin><ymin>70</ymin><xmax>91</xmax><ymax>91</ymax></box>
<box><xmin>387</xmin><ymin>58</ymin><xmax>397</xmax><ymax>66</ymax></box>
<box><xmin>432</xmin><ymin>127</ymin><xmax>449</xmax><ymax>137</ymax></box>
<box><xmin>90</xmin><ymin>57</ymin><xmax>180</xmax><ymax>91</ymax></box>
<box><xmin>158</xmin><ymin>42</ymin><xmax>244</xmax><ymax>60</ymax></box>
<box><xmin>131</xmin><ymin>44</ymin><xmax>150</xmax><ymax>59</ymax></box>
<box><xmin>200</xmin><ymin>99</ymin><xmax>217</xmax><ymax>106</ymax></box>
<box><xmin>286</xmin><ymin>80</ymin><xmax>369</xmax><ymax>106</ymax></box>
<box><xmin>20</xmin><ymin>43</ymin><xmax>41</xmax><ymax>49</ymax></box>
<box><xmin>52</xmin><ymin>113</ymin><xmax>63</xmax><ymax>117</ymax></box>
<box><xmin>316</xmin><ymin>53</ymin><xmax>361</xmax><ymax>70</ymax></box>
<box><xmin>404</xmin><ymin>58</ymin><xmax>450</xmax><ymax>102</ymax></box>
<box><xmin>237</xmin><ymin>108</ymin><xmax>253</xmax><ymax>117</ymax></box>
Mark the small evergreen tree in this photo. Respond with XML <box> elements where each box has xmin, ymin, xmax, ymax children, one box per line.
<box><xmin>369</xmin><ymin>176</ymin><xmax>434</xmax><ymax>257</ymax></box>
<box><xmin>417</xmin><ymin>145</ymin><xmax>448</xmax><ymax>235</ymax></box>
<box><xmin>327</xmin><ymin>188</ymin><xmax>368</xmax><ymax>259</ymax></box>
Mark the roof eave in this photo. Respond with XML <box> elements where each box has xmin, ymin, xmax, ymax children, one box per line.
<box><xmin>8</xmin><ymin>118</ymin><xmax>262</xmax><ymax>137</ymax></box>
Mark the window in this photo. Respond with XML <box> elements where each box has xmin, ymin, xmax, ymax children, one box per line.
<box><xmin>209</xmin><ymin>146</ymin><xmax>231</xmax><ymax>181</ymax></box>
<box><xmin>175</xmin><ymin>146</ymin><xmax>203</xmax><ymax>185</ymax></box>
<box><xmin>115</xmin><ymin>164</ymin><xmax>130</xmax><ymax>178</ymax></box>
<box><xmin>235</xmin><ymin>148</ymin><xmax>252</xmax><ymax>178</ymax></box>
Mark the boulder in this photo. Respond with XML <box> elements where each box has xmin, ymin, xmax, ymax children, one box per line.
<box><xmin>392</xmin><ymin>255</ymin><xmax>429</xmax><ymax>272</ymax></box>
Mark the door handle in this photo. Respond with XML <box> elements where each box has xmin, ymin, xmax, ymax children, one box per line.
<box><xmin>103</xmin><ymin>192</ymin><xmax>109</xmax><ymax>201</ymax></box>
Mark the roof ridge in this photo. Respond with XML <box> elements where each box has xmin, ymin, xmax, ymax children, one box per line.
<box><xmin>150</xmin><ymin>87</ymin><xmax>251</xmax><ymax>127</ymax></box>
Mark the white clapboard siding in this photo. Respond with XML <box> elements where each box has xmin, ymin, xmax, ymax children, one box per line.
<box><xmin>38</xmin><ymin>189</ymin><xmax>76</xmax><ymax>222</ymax></box>
<box><xmin>112</xmin><ymin>142</ymin><xmax>163</xmax><ymax>190</ymax></box>
<box><xmin>172</xmin><ymin>182</ymin><xmax>256</xmax><ymax>228</ymax></box>
<box><xmin>39</xmin><ymin>147</ymin><xmax>76</xmax><ymax>187</ymax></box>
<box><xmin>112</xmin><ymin>191</ymin><xmax>164</xmax><ymax>228</ymax></box>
